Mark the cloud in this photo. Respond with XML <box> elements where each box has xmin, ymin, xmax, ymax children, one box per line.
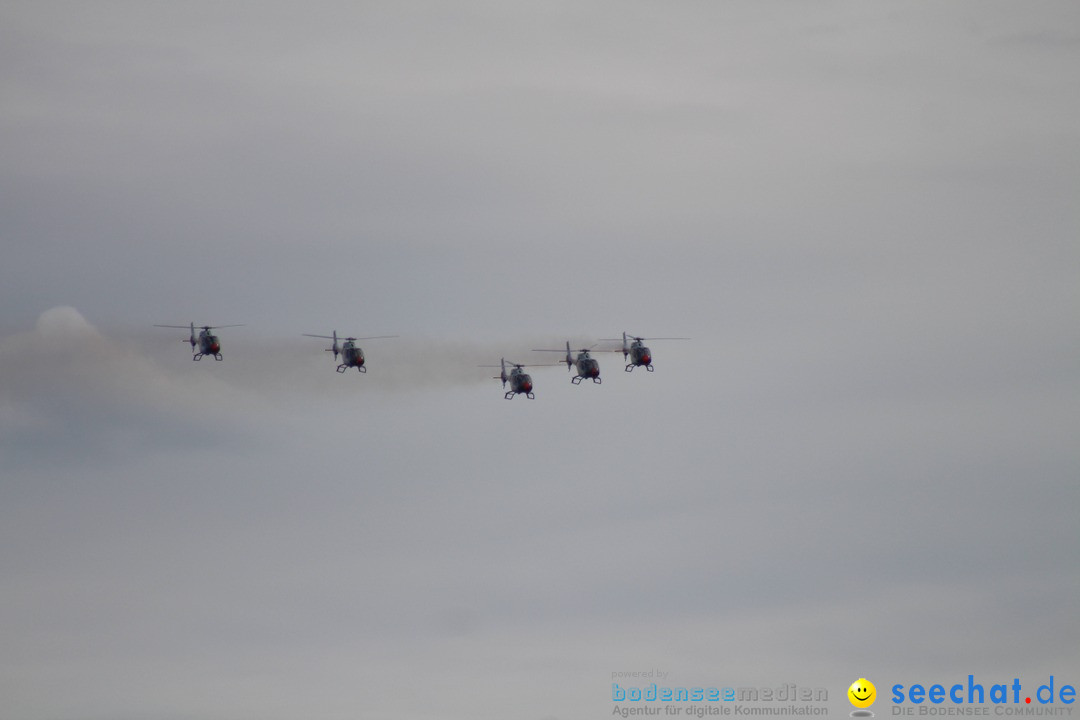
<box><xmin>0</xmin><ymin>307</ymin><xmax>263</xmax><ymax>468</ymax></box>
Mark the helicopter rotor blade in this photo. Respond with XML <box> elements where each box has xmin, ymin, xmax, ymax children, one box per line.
<box><xmin>479</xmin><ymin>360</ymin><xmax>562</xmax><ymax>369</ymax></box>
<box><xmin>599</xmin><ymin>336</ymin><xmax>691</xmax><ymax>341</ymax></box>
<box><xmin>305</xmin><ymin>334</ymin><xmax>396</xmax><ymax>341</ymax></box>
<box><xmin>157</xmin><ymin>323</ymin><xmax>246</xmax><ymax>329</ymax></box>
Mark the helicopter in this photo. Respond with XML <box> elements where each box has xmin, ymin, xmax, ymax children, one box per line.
<box><xmin>601</xmin><ymin>332</ymin><xmax>691</xmax><ymax>372</ymax></box>
<box><xmin>154</xmin><ymin>322</ymin><xmax>244</xmax><ymax>360</ymax></box>
<box><xmin>302</xmin><ymin>330</ymin><xmax>397</xmax><ymax>373</ymax></box>
<box><xmin>480</xmin><ymin>358</ymin><xmax>537</xmax><ymax>399</ymax></box>
<box><xmin>532</xmin><ymin>341</ymin><xmax>609</xmax><ymax>385</ymax></box>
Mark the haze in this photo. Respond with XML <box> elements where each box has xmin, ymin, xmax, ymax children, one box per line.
<box><xmin>1</xmin><ymin>3</ymin><xmax>1077</xmax><ymax>719</ymax></box>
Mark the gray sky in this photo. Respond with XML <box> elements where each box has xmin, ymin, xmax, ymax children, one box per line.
<box><xmin>1</xmin><ymin>2</ymin><xmax>1078</xmax><ymax>719</ymax></box>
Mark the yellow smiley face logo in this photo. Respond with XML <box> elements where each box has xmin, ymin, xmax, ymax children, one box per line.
<box><xmin>848</xmin><ymin>678</ymin><xmax>876</xmax><ymax>708</ymax></box>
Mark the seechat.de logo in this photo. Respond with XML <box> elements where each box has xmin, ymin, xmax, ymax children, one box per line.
<box><xmin>849</xmin><ymin>678</ymin><xmax>877</xmax><ymax>717</ymax></box>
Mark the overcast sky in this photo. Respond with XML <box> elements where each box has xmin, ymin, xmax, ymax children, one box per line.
<box><xmin>1</xmin><ymin>2</ymin><xmax>1078</xmax><ymax>719</ymax></box>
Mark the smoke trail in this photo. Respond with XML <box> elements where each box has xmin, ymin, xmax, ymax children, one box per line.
<box><xmin>162</xmin><ymin>331</ymin><xmax>604</xmax><ymax>398</ymax></box>
<box><xmin>0</xmin><ymin>308</ymin><xmax>270</xmax><ymax>467</ymax></box>
<box><xmin>1</xmin><ymin>310</ymin><xmax>623</xmax><ymax>449</ymax></box>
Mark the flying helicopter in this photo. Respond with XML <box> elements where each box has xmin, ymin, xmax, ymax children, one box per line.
<box><xmin>480</xmin><ymin>358</ymin><xmax>538</xmax><ymax>399</ymax></box>
<box><xmin>601</xmin><ymin>332</ymin><xmax>691</xmax><ymax>372</ymax></box>
<box><xmin>532</xmin><ymin>341</ymin><xmax>611</xmax><ymax>385</ymax></box>
<box><xmin>154</xmin><ymin>322</ymin><xmax>244</xmax><ymax>360</ymax></box>
<box><xmin>302</xmin><ymin>330</ymin><xmax>397</xmax><ymax>373</ymax></box>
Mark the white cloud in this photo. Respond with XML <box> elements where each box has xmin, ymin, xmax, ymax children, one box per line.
<box><xmin>0</xmin><ymin>307</ymin><xmax>271</xmax><ymax>468</ymax></box>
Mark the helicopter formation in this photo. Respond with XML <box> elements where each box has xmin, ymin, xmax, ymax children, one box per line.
<box><xmin>484</xmin><ymin>334</ymin><xmax>688</xmax><ymax>399</ymax></box>
<box><xmin>154</xmin><ymin>323</ymin><xmax>687</xmax><ymax>399</ymax></box>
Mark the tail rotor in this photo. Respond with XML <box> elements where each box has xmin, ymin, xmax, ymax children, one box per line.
<box><xmin>302</xmin><ymin>330</ymin><xmax>342</xmax><ymax>360</ymax></box>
